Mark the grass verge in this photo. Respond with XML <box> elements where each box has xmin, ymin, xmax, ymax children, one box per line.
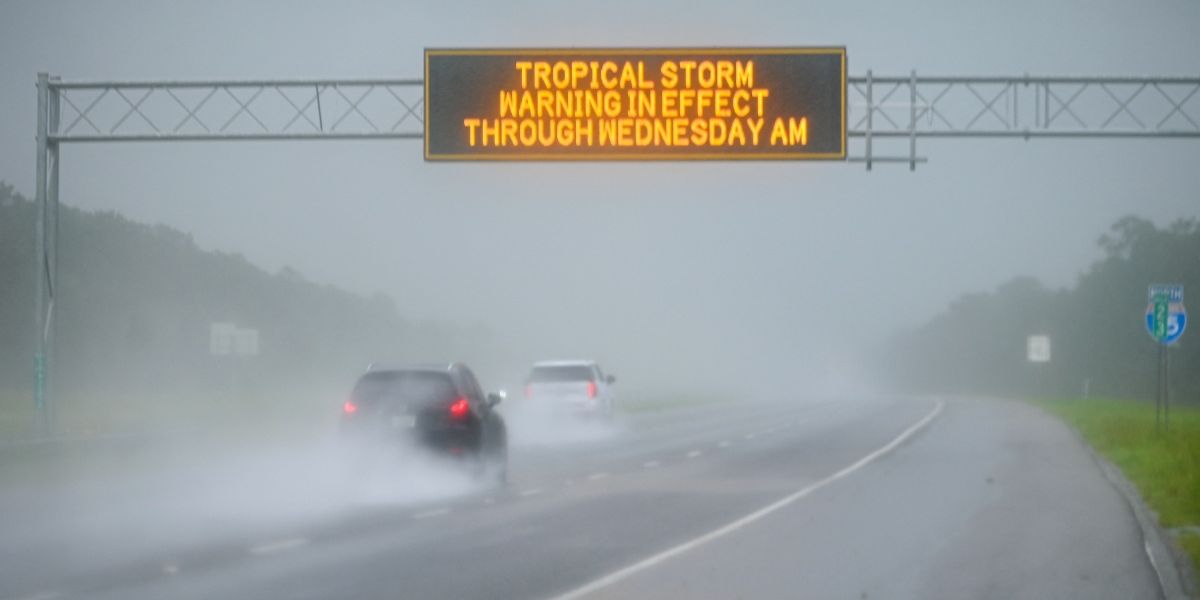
<box><xmin>1183</xmin><ymin>533</ymin><xmax>1200</xmax><ymax>570</ymax></box>
<box><xmin>1035</xmin><ymin>398</ymin><xmax>1200</xmax><ymax>575</ymax></box>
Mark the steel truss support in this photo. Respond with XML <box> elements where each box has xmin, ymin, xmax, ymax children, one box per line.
<box><xmin>51</xmin><ymin>78</ymin><xmax>425</xmax><ymax>142</ymax></box>
<box><xmin>849</xmin><ymin>73</ymin><xmax>1200</xmax><ymax>169</ymax></box>
<box><xmin>28</xmin><ymin>71</ymin><xmax>1200</xmax><ymax>436</ymax></box>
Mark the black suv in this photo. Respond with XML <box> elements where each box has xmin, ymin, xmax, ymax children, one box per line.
<box><xmin>340</xmin><ymin>363</ymin><xmax>507</xmax><ymax>483</ymax></box>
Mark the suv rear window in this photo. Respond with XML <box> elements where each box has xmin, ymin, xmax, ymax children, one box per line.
<box><xmin>353</xmin><ymin>370</ymin><xmax>457</xmax><ymax>407</ymax></box>
<box><xmin>529</xmin><ymin>365</ymin><xmax>595</xmax><ymax>383</ymax></box>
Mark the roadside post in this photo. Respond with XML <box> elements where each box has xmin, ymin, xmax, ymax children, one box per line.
<box><xmin>1026</xmin><ymin>334</ymin><xmax>1051</xmax><ymax>397</ymax></box>
<box><xmin>1144</xmin><ymin>285</ymin><xmax>1186</xmax><ymax>433</ymax></box>
<box><xmin>210</xmin><ymin>323</ymin><xmax>260</xmax><ymax>401</ymax></box>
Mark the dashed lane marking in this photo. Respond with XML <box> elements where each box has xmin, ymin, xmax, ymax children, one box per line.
<box><xmin>412</xmin><ymin>508</ymin><xmax>451</xmax><ymax>520</ymax></box>
<box><xmin>249</xmin><ymin>537</ymin><xmax>309</xmax><ymax>556</ymax></box>
<box><xmin>549</xmin><ymin>400</ymin><xmax>946</xmax><ymax>600</ymax></box>
<box><xmin>12</xmin><ymin>592</ymin><xmax>63</xmax><ymax>600</ymax></box>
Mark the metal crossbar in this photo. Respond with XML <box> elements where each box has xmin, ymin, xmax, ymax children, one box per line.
<box><xmin>46</xmin><ymin>74</ymin><xmax>1200</xmax><ymax>166</ymax></box>
<box><xmin>50</xmin><ymin>78</ymin><xmax>424</xmax><ymax>141</ymax></box>
<box><xmin>847</xmin><ymin>73</ymin><xmax>1200</xmax><ymax>169</ymax></box>
<box><xmin>850</xmin><ymin>74</ymin><xmax>1200</xmax><ymax>136</ymax></box>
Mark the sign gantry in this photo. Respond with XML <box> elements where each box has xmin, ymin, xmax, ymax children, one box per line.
<box><xmin>27</xmin><ymin>60</ymin><xmax>1200</xmax><ymax>436</ymax></box>
<box><xmin>46</xmin><ymin>72</ymin><xmax>1200</xmax><ymax>167</ymax></box>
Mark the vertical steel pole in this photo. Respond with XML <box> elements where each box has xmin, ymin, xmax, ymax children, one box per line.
<box><xmin>865</xmin><ymin>70</ymin><xmax>873</xmax><ymax>171</ymax></box>
<box><xmin>1043</xmin><ymin>82</ymin><xmax>1050</xmax><ymax>129</ymax></box>
<box><xmin>1033</xmin><ymin>78</ymin><xmax>1039</xmax><ymax>135</ymax></box>
<box><xmin>46</xmin><ymin>79</ymin><xmax>60</xmax><ymax>435</ymax></box>
<box><xmin>909</xmin><ymin>70</ymin><xmax>917</xmax><ymax>171</ymax></box>
<box><xmin>1164</xmin><ymin>346</ymin><xmax>1169</xmax><ymax>433</ymax></box>
<box><xmin>1155</xmin><ymin>343</ymin><xmax>1163</xmax><ymax>434</ymax></box>
<box><xmin>1014</xmin><ymin>79</ymin><xmax>1021</xmax><ymax>135</ymax></box>
<box><xmin>1006</xmin><ymin>83</ymin><xmax>1013</xmax><ymax>128</ymax></box>
<box><xmin>33</xmin><ymin>73</ymin><xmax>48</xmax><ymax>438</ymax></box>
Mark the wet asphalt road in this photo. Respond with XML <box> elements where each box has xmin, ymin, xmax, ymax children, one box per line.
<box><xmin>0</xmin><ymin>396</ymin><xmax>1162</xmax><ymax>600</ymax></box>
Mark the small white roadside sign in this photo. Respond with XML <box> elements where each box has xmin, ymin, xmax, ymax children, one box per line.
<box><xmin>209</xmin><ymin>322</ymin><xmax>237</xmax><ymax>356</ymax></box>
<box><xmin>1027</xmin><ymin>335</ymin><xmax>1051</xmax><ymax>363</ymax></box>
<box><xmin>210</xmin><ymin>322</ymin><xmax>259</xmax><ymax>357</ymax></box>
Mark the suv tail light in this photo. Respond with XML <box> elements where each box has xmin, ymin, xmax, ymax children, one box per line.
<box><xmin>342</xmin><ymin>399</ymin><xmax>358</xmax><ymax>415</ymax></box>
<box><xmin>448</xmin><ymin>397</ymin><xmax>470</xmax><ymax>419</ymax></box>
<box><xmin>587</xmin><ymin>381</ymin><xmax>597</xmax><ymax>399</ymax></box>
<box><xmin>525</xmin><ymin>384</ymin><xmax>533</xmax><ymax>399</ymax></box>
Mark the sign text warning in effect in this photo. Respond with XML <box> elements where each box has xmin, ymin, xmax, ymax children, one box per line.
<box><xmin>424</xmin><ymin>48</ymin><xmax>846</xmax><ymax>161</ymax></box>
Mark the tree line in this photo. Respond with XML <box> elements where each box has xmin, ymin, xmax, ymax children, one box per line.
<box><xmin>0</xmin><ymin>181</ymin><xmax>506</xmax><ymax>422</ymax></box>
<box><xmin>882</xmin><ymin>215</ymin><xmax>1200</xmax><ymax>402</ymax></box>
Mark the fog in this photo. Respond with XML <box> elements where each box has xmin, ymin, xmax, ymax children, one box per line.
<box><xmin>2</xmin><ymin>0</ymin><xmax>1198</xmax><ymax>401</ymax></box>
<box><xmin>0</xmin><ymin>3</ymin><xmax>1197</xmax><ymax>597</ymax></box>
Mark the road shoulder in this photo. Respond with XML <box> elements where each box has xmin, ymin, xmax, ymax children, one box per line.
<box><xmin>1048</xmin><ymin>406</ymin><xmax>1197</xmax><ymax>600</ymax></box>
<box><xmin>573</xmin><ymin>397</ymin><xmax>1162</xmax><ymax>600</ymax></box>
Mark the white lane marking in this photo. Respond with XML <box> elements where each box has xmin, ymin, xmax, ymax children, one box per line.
<box><xmin>549</xmin><ymin>400</ymin><xmax>945</xmax><ymax>600</ymax></box>
<box><xmin>744</xmin><ymin>433</ymin><xmax>757</xmax><ymax>440</ymax></box>
<box><xmin>162</xmin><ymin>562</ymin><xmax>180</xmax><ymax>575</ymax></box>
<box><xmin>519</xmin><ymin>488</ymin><xmax>544</xmax><ymax>497</ymax></box>
<box><xmin>717</xmin><ymin>441</ymin><xmax>731</xmax><ymax>448</ymax></box>
<box><xmin>685</xmin><ymin>450</ymin><xmax>702</xmax><ymax>458</ymax></box>
<box><xmin>1143</xmin><ymin>540</ymin><xmax>1166</xmax><ymax>593</ymax></box>
<box><xmin>586</xmin><ymin>472</ymin><xmax>609</xmax><ymax>481</ymax></box>
<box><xmin>13</xmin><ymin>593</ymin><xmax>62</xmax><ymax>600</ymax></box>
<box><xmin>483</xmin><ymin>496</ymin><xmax>495</xmax><ymax>505</ymax></box>
<box><xmin>412</xmin><ymin>507</ymin><xmax>451</xmax><ymax>520</ymax></box>
<box><xmin>642</xmin><ymin>460</ymin><xmax>660</xmax><ymax>469</ymax></box>
<box><xmin>249</xmin><ymin>537</ymin><xmax>309</xmax><ymax>556</ymax></box>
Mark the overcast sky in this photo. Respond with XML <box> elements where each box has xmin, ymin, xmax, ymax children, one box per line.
<box><xmin>1</xmin><ymin>0</ymin><xmax>1198</xmax><ymax>392</ymax></box>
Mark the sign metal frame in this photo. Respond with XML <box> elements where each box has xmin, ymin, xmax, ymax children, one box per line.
<box><xmin>423</xmin><ymin>47</ymin><xmax>847</xmax><ymax>162</ymax></box>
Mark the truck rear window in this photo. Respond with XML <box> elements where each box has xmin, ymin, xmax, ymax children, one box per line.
<box><xmin>529</xmin><ymin>366</ymin><xmax>595</xmax><ymax>383</ymax></box>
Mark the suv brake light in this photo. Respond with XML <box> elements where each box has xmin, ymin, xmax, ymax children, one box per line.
<box><xmin>448</xmin><ymin>397</ymin><xmax>470</xmax><ymax>419</ymax></box>
<box><xmin>587</xmin><ymin>381</ymin><xmax>597</xmax><ymax>398</ymax></box>
<box><xmin>343</xmin><ymin>399</ymin><xmax>358</xmax><ymax>415</ymax></box>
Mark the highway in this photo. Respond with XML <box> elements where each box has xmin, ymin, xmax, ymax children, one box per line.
<box><xmin>0</xmin><ymin>396</ymin><xmax>1164</xmax><ymax>600</ymax></box>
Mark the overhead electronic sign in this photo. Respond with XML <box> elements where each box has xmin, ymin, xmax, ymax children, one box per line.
<box><xmin>424</xmin><ymin>47</ymin><xmax>846</xmax><ymax>161</ymax></box>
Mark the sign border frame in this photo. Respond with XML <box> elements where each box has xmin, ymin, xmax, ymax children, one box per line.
<box><xmin>423</xmin><ymin>46</ymin><xmax>847</xmax><ymax>162</ymax></box>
